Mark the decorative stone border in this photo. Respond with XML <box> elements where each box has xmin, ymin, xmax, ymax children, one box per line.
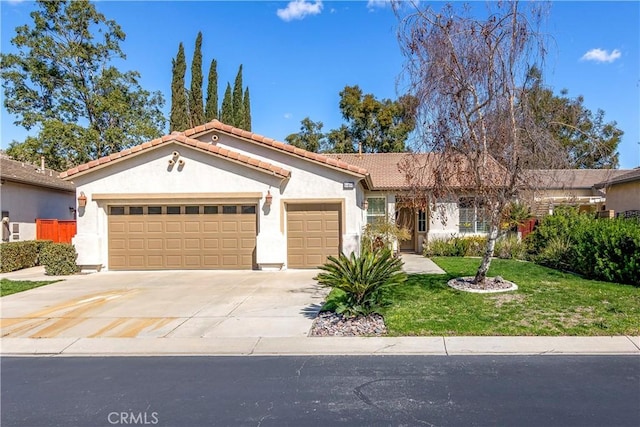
<box><xmin>447</xmin><ymin>276</ymin><xmax>518</xmax><ymax>294</ymax></box>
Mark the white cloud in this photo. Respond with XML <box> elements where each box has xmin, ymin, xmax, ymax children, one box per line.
<box><xmin>284</xmin><ymin>113</ymin><xmax>292</xmax><ymax>119</ymax></box>
<box><xmin>367</xmin><ymin>0</ymin><xmax>390</xmax><ymax>10</ymax></box>
<box><xmin>581</xmin><ymin>48</ymin><xmax>622</xmax><ymax>63</ymax></box>
<box><xmin>277</xmin><ymin>1</ymin><xmax>323</xmax><ymax>22</ymax></box>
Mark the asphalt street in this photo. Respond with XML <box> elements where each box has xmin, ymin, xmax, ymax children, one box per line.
<box><xmin>1</xmin><ymin>355</ymin><xmax>638</xmax><ymax>427</ymax></box>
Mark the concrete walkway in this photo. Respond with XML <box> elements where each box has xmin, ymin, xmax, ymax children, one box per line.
<box><xmin>400</xmin><ymin>253</ymin><xmax>446</xmax><ymax>274</ymax></box>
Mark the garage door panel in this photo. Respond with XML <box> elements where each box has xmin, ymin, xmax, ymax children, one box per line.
<box><xmin>184</xmin><ymin>222</ymin><xmax>200</xmax><ymax>233</ymax></box>
<box><xmin>287</xmin><ymin>203</ymin><xmax>340</xmax><ymax>269</ymax></box>
<box><xmin>109</xmin><ymin>203</ymin><xmax>256</xmax><ymax>270</ymax></box>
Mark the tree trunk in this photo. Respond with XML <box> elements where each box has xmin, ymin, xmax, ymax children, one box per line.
<box><xmin>474</xmin><ymin>220</ymin><xmax>499</xmax><ymax>286</ymax></box>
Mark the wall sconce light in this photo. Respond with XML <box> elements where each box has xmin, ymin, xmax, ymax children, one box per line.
<box><xmin>77</xmin><ymin>192</ymin><xmax>87</xmax><ymax>208</ymax></box>
<box><xmin>265</xmin><ymin>190</ymin><xmax>273</xmax><ymax>206</ymax></box>
<box><xmin>362</xmin><ymin>199</ymin><xmax>369</xmax><ymax>210</ymax></box>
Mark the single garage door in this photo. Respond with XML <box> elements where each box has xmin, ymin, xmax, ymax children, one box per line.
<box><xmin>287</xmin><ymin>203</ymin><xmax>340</xmax><ymax>268</ymax></box>
<box><xmin>108</xmin><ymin>204</ymin><xmax>256</xmax><ymax>270</ymax></box>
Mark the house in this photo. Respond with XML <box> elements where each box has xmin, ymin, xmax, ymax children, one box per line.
<box><xmin>595</xmin><ymin>168</ymin><xmax>640</xmax><ymax>218</ymax></box>
<box><xmin>0</xmin><ymin>155</ymin><xmax>76</xmax><ymax>242</ymax></box>
<box><xmin>60</xmin><ymin>119</ymin><xmax>631</xmax><ymax>271</ymax></box>
<box><xmin>524</xmin><ymin>169</ymin><xmax>633</xmax><ymax>217</ymax></box>
<box><xmin>63</xmin><ymin>120</ymin><xmax>496</xmax><ymax>271</ymax></box>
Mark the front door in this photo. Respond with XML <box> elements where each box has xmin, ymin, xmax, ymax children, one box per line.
<box><xmin>396</xmin><ymin>207</ymin><xmax>415</xmax><ymax>252</ymax></box>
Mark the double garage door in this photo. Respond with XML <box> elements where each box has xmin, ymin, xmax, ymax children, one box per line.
<box><xmin>108</xmin><ymin>204</ymin><xmax>256</xmax><ymax>270</ymax></box>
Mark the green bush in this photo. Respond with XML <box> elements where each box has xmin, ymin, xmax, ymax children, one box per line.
<box><xmin>0</xmin><ymin>241</ymin><xmax>38</xmax><ymax>272</ymax></box>
<box><xmin>527</xmin><ymin>208</ymin><xmax>640</xmax><ymax>286</ymax></box>
<box><xmin>424</xmin><ymin>236</ymin><xmax>487</xmax><ymax>257</ymax></box>
<box><xmin>573</xmin><ymin>218</ymin><xmax>640</xmax><ymax>286</ymax></box>
<box><xmin>494</xmin><ymin>235</ymin><xmax>528</xmax><ymax>260</ymax></box>
<box><xmin>34</xmin><ymin>240</ymin><xmax>54</xmax><ymax>265</ymax></box>
<box><xmin>40</xmin><ymin>243</ymin><xmax>79</xmax><ymax>276</ymax></box>
<box><xmin>315</xmin><ymin>249</ymin><xmax>407</xmax><ymax>317</ymax></box>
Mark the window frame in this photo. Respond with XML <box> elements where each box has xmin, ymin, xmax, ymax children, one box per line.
<box><xmin>366</xmin><ymin>196</ymin><xmax>386</xmax><ymax>225</ymax></box>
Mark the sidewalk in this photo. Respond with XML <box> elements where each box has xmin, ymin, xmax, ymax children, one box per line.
<box><xmin>2</xmin><ymin>335</ymin><xmax>638</xmax><ymax>356</ymax></box>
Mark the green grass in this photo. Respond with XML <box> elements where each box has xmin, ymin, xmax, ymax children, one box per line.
<box><xmin>0</xmin><ymin>279</ymin><xmax>59</xmax><ymax>297</ymax></box>
<box><xmin>324</xmin><ymin>257</ymin><xmax>640</xmax><ymax>336</ymax></box>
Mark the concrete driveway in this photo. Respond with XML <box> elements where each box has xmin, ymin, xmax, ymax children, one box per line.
<box><xmin>0</xmin><ymin>269</ymin><xmax>327</xmax><ymax>340</ymax></box>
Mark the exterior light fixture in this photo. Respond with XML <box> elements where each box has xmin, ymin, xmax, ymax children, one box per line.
<box><xmin>265</xmin><ymin>190</ymin><xmax>273</xmax><ymax>206</ymax></box>
<box><xmin>77</xmin><ymin>192</ymin><xmax>87</xmax><ymax>208</ymax></box>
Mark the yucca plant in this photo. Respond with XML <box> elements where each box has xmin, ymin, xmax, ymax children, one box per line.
<box><xmin>314</xmin><ymin>249</ymin><xmax>407</xmax><ymax>317</ymax></box>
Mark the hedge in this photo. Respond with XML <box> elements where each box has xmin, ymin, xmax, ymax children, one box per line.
<box><xmin>0</xmin><ymin>240</ymin><xmax>53</xmax><ymax>273</ymax></box>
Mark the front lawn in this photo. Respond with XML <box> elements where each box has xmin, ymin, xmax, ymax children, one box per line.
<box><xmin>325</xmin><ymin>257</ymin><xmax>640</xmax><ymax>336</ymax></box>
<box><xmin>0</xmin><ymin>279</ymin><xmax>59</xmax><ymax>297</ymax></box>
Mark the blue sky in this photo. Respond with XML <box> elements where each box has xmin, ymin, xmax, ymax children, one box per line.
<box><xmin>1</xmin><ymin>0</ymin><xmax>639</xmax><ymax>168</ymax></box>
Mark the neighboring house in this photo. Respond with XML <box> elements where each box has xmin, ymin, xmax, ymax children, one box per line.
<box><xmin>525</xmin><ymin>169</ymin><xmax>633</xmax><ymax>217</ymax></box>
<box><xmin>0</xmin><ymin>155</ymin><xmax>76</xmax><ymax>242</ymax></box>
<box><xmin>595</xmin><ymin>168</ymin><xmax>640</xmax><ymax>218</ymax></box>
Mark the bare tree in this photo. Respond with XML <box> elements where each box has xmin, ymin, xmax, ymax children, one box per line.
<box><xmin>394</xmin><ymin>1</ymin><xmax>554</xmax><ymax>285</ymax></box>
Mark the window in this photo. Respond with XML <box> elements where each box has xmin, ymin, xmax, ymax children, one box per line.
<box><xmin>222</xmin><ymin>206</ymin><xmax>237</xmax><ymax>214</ymax></box>
<box><xmin>110</xmin><ymin>206</ymin><xmax>125</xmax><ymax>215</ymax></box>
<box><xmin>241</xmin><ymin>205</ymin><xmax>256</xmax><ymax>214</ymax></box>
<box><xmin>366</xmin><ymin>197</ymin><xmax>386</xmax><ymax>224</ymax></box>
<box><xmin>129</xmin><ymin>206</ymin><xmax>143</xmax><ymax>215</ymax></box>
<box><xmin>458</xmin><ymin>197</ymin><xmax>489</xmax><ymax>233</ymax></box>
<box><xmin>148</xmin><ymin>206</ymin><xmax>162</xmax><ymax>215</ymax></box>
<box><xmin>204</xmin><ymin>206</ymin><xmax>218</xmax><ymax>214</ymax></box>
<box><xmin>166</xmin><ymin>206</ymin><xmax>181</xmax><ymax>215</ymax></box>
<box><xmin>185</xmin><ymin>206</ymin><xmax>199</xmax><ymax>214</ymax></box>
<box><xmin>418</xmin><ymin>210</ymin><xmax>427</xmax><ymax>233</ymax></box>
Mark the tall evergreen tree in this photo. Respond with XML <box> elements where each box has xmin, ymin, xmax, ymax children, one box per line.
<box><xmin>220</xmin><ymin>82</ymin><xmax>233</xmax><ymax>124</ymax></box>
<box><xmin>232</xmin><ymin>65</ymin><xmax>245</xmax><ymax>129</ymax></box>
<box><xmin>170</xmin><ymin>43</ymin><xmax>189</xmax><ymax>132</ymax></box>
<box><xmin>205</xmin><ymin>59</ymin><xmax>218</xmax><ymax>121</ymax></box>
<box><xmin>189</xmin><ymin>32</ymin><xmax>204</xmax><ymax>126</ymax></box>
<box><xmin>243</xmin><ymin>87</ymin><xmax>251</xmax><ymax>131</ymax></box>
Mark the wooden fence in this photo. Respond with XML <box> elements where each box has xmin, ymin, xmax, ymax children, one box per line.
<box><xmin>517</xmin><ymin>218</ymin><xmax>538</xmax><ymax>240</ymax></box>
<box><xmin>36</xmin><ymin>219</ymin><xmax>77</xmax><ymax>243</ymax></box>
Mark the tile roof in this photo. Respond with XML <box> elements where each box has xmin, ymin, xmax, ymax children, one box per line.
<box><xmin>60</xmin><ymin>133</ymin><xmax>291</xmax><ymax>180</ymax></box>
<box><xmin>184</xmin><ymin>120</ymin><xmax>368</xmax><ymax>176</ymax></box>
<box><xmin>324</xmin><ymin>153</ymin><xmax>507</xmax><ymax>190</ymax></box>
<box><xmin>61</xmin><ymin>120</ymin><xmax>369</xmax><ymax>180</ymax></box>
<box><xmin>595</xmin><ymin>168</ymin><xmax>640</xmax><ymax>187</ymax></box>
<box><xmin>0</xmin><ymin>156</ymin><xmax>75</xmax><ymax>192</ymax></box>
<box><xmin>526</xmin><ymin>169</ymin><xmax>633</xmax><ymax>189</ymax></box>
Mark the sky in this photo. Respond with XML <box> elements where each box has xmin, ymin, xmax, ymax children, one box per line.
<box><xmin>1</xmin><ymin>0</ymin><xmax>639</xmax><ymax>169</ymax></box>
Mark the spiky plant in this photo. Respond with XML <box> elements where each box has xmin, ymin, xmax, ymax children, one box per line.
<box><xmin>314</xmin><ymin>249</ymin><xmax>407</xmax><ymax>317</ymax></box>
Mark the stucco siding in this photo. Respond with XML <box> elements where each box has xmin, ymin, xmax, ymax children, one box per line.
<box><xmin>0</xmin><ymin>181</ymin><xmax>75</xmax><ymax>241</ymax></box>
<box><xmin>606</xmin><ymin>181</ymin><xmax>640</xmax><ymax>213</ymax></box>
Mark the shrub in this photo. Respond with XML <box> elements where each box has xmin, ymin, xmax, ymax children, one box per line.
<box><xmin>34</xmin><ymin>240</ymin><xmax>54</xmax><ymax>265</ymax></box>
<box><xmin>361</xmin><ymin>218</ymin><xmax>411</xmax><ymax>254</ymax></box>
<box><xmin>40</xmin><ymin>243</ymin><xmax>79</xmax><ymax>276</ymax></box>
<box><xmin>573</xmin><ymin>218</ymin><xmax>640</xmax><ymax>286</ymax></box>
<box><xmin>424</xmin><ymin>235</ymin><xmax>487</xmax><ymax>257</ymax></box>
<box><xmin>527</xmin><ymin>208</ymin><xmax>640</xmax><ymax>286</ymax></box>
<box><xmin>315</xmin><ymin>249</ymin><xmax>407</xmax><ymax>317</ymax></box>
<box><xmin>494</xmin><ymin>235</ymin><xmax>528</xmax><ymax>260</ymax></box>
<box><xmin>0</xmin><ymin>241</ymin><xmax>38</xmax><ymax>272</ymax></box>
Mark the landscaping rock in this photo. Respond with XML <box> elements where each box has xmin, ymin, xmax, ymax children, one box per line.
<box><xmin>310</xmin><ymin>311</ymin><xmax>387</xmax><ymax>337</ymax></box>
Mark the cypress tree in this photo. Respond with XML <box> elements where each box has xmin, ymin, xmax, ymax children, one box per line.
<box><xmin>243</xmin><ymin>87</ymin><xmax>251</xmax><ymax>131</ymax></box>
<box><xmin>220</xmin><ymin>82</ymin><xmax>233</xmax><ymax>124</ymax></box>
<box><xmin>204</xmin><ymin>59</ymin><xmax>218</xmax><ymax>121</ymax></box>
<box><xmin>170</xmin><ymin>43</ymin><xmax>189</xmax><ymax>132</ymax></box>
<box><xmin>232</xmin><ymin>64</ymin><xmax>244</xmax><ymax>129</ymax></box>
<box><xmin>189</xmin><ymin>32</ymin><xmax>204</xmax><ymax>126</ymax></box>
